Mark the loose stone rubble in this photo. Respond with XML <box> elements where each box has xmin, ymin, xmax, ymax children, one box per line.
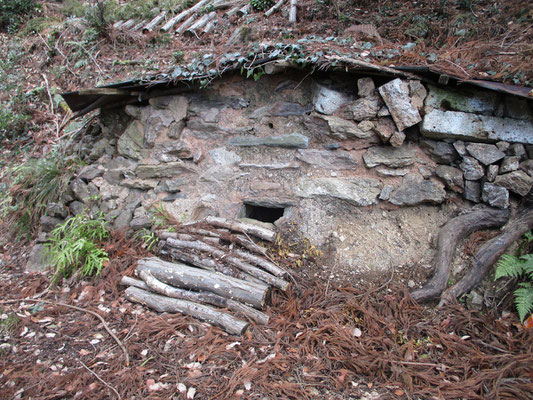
<box><xmin>32</xmin><ymin>71</ymin><xmax>533</xmax><ymax>273</ymax></box>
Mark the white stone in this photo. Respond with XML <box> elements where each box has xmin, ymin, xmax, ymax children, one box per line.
<box><xmin>313</xmin><ymin>84</ymin><xmax>349</xmax><ymax>115</ymax></box>
<box><xmin>378</xmin><ymin>78</ymin><xmax>422</xmax><ymax>131</ymax></box>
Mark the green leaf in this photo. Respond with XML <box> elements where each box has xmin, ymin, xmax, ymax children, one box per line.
<box><xmin>514</xmin><ymin>283</ymin><xmax>533</xmax><ymax>322</ymax></box>
<box><xmin>495</xmin><ymin>254</ymin><xmax>524</xmax><ymax>280</ymax></box>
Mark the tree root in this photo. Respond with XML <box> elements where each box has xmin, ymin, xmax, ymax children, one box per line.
<box><xmin>438</xmin><ymin>207</ymin><xmax>533</xmax><ymax>307</ymax></box>
<box><xmin>411</xmin><ymin>208</ymin><xmax>510</xmax><ymax>303</ymax></box>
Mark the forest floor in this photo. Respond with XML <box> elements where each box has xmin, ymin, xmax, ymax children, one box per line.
<box><xmin>1</xmin><ymin>0</ymin><xmax>532</xmax><ymax>399</ymax></box>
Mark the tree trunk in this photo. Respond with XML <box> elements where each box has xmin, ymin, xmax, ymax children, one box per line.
<box><xmin>411</xmin><ymin>208</ymin><xmax>510</xmax><ymax>302</ymax></box>
<box><xmin>124</xmin><ymin>286</ymin><xmax>249</xmax><ymax>335</ymax></box>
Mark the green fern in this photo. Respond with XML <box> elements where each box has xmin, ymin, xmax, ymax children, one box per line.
<box><xmin>514</xmin><ymin>282</ymin><xmax>533</xmax><ymax>323</ymax></box>
<box><xmin>495</xmin><ymin>231</ymin><xmax>533</xmax><ymax>322</ymax></box>
<box><xmin>45</xmin><ymin>213</ymin><xmax>109</xmax><ymax>285</ymax></box>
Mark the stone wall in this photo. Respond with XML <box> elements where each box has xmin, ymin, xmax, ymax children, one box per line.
<box><xmin>43</xmin><ymin>70</ymin><xmax>533</xmax><ymax>275</ymax></box>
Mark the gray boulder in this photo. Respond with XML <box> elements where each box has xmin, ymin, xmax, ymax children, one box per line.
<box><xmin>435</xmin><ymin>165</ymin><xmax>464</xmax><ymax>193</ymax></box>
<box><xmin>482</xmin><ymin>183</ymin><xmax>509</xmax><ymax>209</ymax></box>
<box><xmin>420</xmin><ymin>139</ymin><xmax>459</xmax><ymax>164</ymax></box>
<box><xmin>459</xmin><ymin>157</ymin><xmax>485</xmax><ymax>181</ymax></box>
<box><xmin>298</xmin><ymin>177</ymin><xmax>381</xmax><ymax>206</ymax></box>
<box><xmin>464</xmin><ymin>180</ymin><xmax>481</xmax><ymax>203</ymax></box>
<box><xmin>466</xmin><ymin>143</ymin><xmax>505</xmax><ymax>166</ymax></box>
<box><xmin>363</xmin><ymin>146</ymin><xmax>417</xmax><ymax>168</ymax></box>
<box><xmin>296</xmin><ymin>149</ymin><xmax>357</xmax><ymax>169</ymax></box>
<box><xmin>389</xmin><ymin>174</ymin><xmax>446</xmax><ymax>206</ymax></box>
<box><xmin>494</xmin><ymin>170</ymin><xmax>533</xmax><ymax>196</ymax></box>
<box><xmin>378</xmin><ymin>78</ymin><xmax>421</xmax><ymax>131</ymax></box>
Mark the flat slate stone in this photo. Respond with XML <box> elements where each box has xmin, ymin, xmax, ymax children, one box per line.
<box><xmin>482</xmin><ymin>183</ymin><xmax>509</xmax><ymax>209</ymax></box>
<box><xmin>296</xmin><ymin>149</ymin><xmax>357</xmax><ymax>170</ymax></box>
<box><xmin>421</xmin><ymin>110</ymin><xmax>533</xmax><ymax>144</ymax></box>
<box><xmin>121</xmin><ymin>178</ymin><xmax>158</xmax><ymax>190</ymax></box>
<box><xmin>378</xmin><ymin>78</ymin><xmax>422</xmax><ymax>131</ymax></box>
<box><xmin>297</xmin><ymin>177</ymin><xmax>381</xmax><ymax>206</ymax></box>
<box><xmin>135</xmin><ymin>162</ymin><xmax>196</xmax><ymax>179</ymax></box>
<box><xmin>494</xmin><ymin>170</ymin><xmax>533</xmax><ymax>196</ymax></box>
<box><xmin>228</xmin><ymin>133</ymin><xmax>309</xmax><ymax>149</ymax></box>
<box><xmin>466</xmin><ymin>143</ymin><xmax>505</xmax><ymax>166</ymax></box>
<box><xmin>499</xmin><ymin>156</ymin><xmax>520</xmax><ymax>174</ymax></box>
<box><xmin>425</xmin><ymin>84</ymin><xmax>498</xmax><ymax>114</ymax></box>
<box><xmin>389</xmin><ymin>174</ymin><xmax>446</xmax><ymax>206</ymax></box>
<box><xmin>363</xmin><ymin>145</ymin><xmax>417</xmax><ymax>168</ymax></box>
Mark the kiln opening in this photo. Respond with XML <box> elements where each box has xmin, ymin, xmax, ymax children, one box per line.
<box><xmin>243</xmin><ymin>203</ymin><xmax>285</xmax><ymax>223</ymax></box>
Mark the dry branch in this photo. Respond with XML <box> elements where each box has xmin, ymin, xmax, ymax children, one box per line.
<box><xmin>205</xmin><ymin>216</ymin><xmax>276</xmax><ymax>242</ymax></box>
<box><xmin>439</xmin><ymin>208</ymin><xmax>533</xmax><ymax>307</ymax></box>
<box><xmin>139</xmin><ymin>270</ymin><xmax>269</xmax><ymax>324</ymax></box>
<box><xmin>143</xmin><ymin>11</ymin><xmax>167</xmax><ymax>33</ymax></box>
<box><xmin>411</xmin><ymin>208</ymin><xmax>510</xmax><ymax>303</ymax></box>
<box><xmin>166</xmin><ymin>238</ymin><xmax>289</xmax><ymax>290</ymax></box>
<box><xmin>234</xmin><ymin>249</ymin><xmax>288</xmax><ymax>278</ymax></box>
<box><xmin>160</xmin><ymin>0</ymin><xmax>211</xmax><ymax>32</ymax></box>
<box><xmin>184</xmin><ymin>11</ymin><xmax>216</xmax><ymax>37</ymax></box>
<box><xmin>137</xmin><ymin>257</ymin><xmax>270</xmax><ymax>309</ymax></box>
<box><xmin>265</xmin><ymin>0</ymin><xmax>285</xmax><ymax>17</ymax></box>
<box><xmin>125</xmin><ymin>286</ymin><xmax>249</xmax><ymax>335</ymax></box>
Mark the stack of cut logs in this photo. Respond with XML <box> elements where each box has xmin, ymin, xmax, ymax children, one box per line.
<box><xmin>121</xmin><ymin>217</ymin><xmax>290</xmax><ymax>335</ymax></box>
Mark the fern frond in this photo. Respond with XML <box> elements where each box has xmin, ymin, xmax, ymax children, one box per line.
<box><xmin>514</xmin><ymin>283</ymin><xmax>533</xmax><ymax>323</ymax></box>
<box><xmin>495</xmin><ymin>254</ymin><xmax>526</xmax><ymax>280</ymax></box>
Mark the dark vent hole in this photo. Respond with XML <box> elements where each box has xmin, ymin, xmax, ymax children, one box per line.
<box><xmin>244</xmin><ymin>204</ymin><xmax>285</xmax><ymax>223</ymax></box>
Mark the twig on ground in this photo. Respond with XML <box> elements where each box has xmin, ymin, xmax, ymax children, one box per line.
<box><xmin>41</xmin><ymin>73</ymin><xmax>54</xmax><ymax>115</ymax></box>
<box><xmin>0</xmin><ymin>298</ymin><xmax>130</xmax><ymax>367</ymax></box>
<box><xmin>79</xmin><ymin>360</ymin><xmax>121</xmax><ymax>399</ymax></box>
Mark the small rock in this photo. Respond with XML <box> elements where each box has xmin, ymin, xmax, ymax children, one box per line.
<box><xmin>482</xmin><ymin>183</ymin><xmax>509</xmax><ymax>209</ymax></box>
<box><xmin>376</xmin><ymin>167</ymin><xmax>410</xmax><ymax>177</ymax></box>
<box><xmin>420</xmin><ymin>139</ymin><xmax>459</xmax><ymax>164</ymax></box>
<box><xmin>466</xmin><ymin>143</ymin><xmax>505</xmax><ymax>166</ymax></box>
<box><xmin>78</xmin><ymin>165</ymin><xmax>105</xmax><ymax>181</ymax></box>
<box><xmin>153</xmin><ymin>141</ymin><xmax>192</xmax><ymax>162</ymax></box>
<box><xmin>130</xmin><ymin>216</ymin><xmax>152</xmax><ymax>231</ymax></box>
<box><xmin>377</xmin><ymin>105</ymin><xmax>390</xmax><ymax>117</ymax></box>
<box><xmin>322</xmin><ymin>116</ymin><xmax>374</xmax><ymax>139</ymax></box>
<box><xmin>378</xmin><ymin>78</ymin><xmax>422</xmax><ymax>131</ymax></box>
<box><xmin>363</xmin><ymin>146</ymin><xmax>417</xmax><ymax>168</ymax></box>
<box><xmin>40</xmin><ymin>215</ymin><xmax>62</xmax><ymax>232</ymax></box>
<box><xmin>69</xmin><ymin>201</ymin><xmax>85</xmax><ymax>216</ymax></box>
<box><xmin>389</xmin><ymin>130</ymin><xmax>406</xmax><ymax>148</ymax></box>
<box><xmin>460</xmin><ymin>157</ymin><xmax>485</xmax><ymax>181</ymax></box>
<box><xmin>389</xmin><ymin>174</ymin><xmax>446</xmax><ymax>206</ymax></box>
<box><xmin>121</xmin><ymin>179</ymin><xmax>158</xmax><ymax>190</ymax></box>
<box><xmin>349</xmin><ymin>96</ymin><xmax>381</xmax><ymax>121</ymax></box>
<box><xmin>509</xmin><ymin>143</ymin><xmax>526</xmax><ymax>158</ymax></box>
<box><xmin>494</xmin><ymin>170</ymin><xmax>533</xmax><ymax>196</ymax></box>
<box><xmin>47</xmin><ymin>202</ymin><xmax>68</xmax><ymax>219</ymax></box>
<box><xmin>499</xmin><ymin>156</ymin><xmax>520</xmax><ymax>174</ymax></box>
<box><xmin>418</xmin><ymin>166</ymin><xmax>433</xmax><ymax>179</ymax></box>
<box><xmin>519</xmin><ymin>160</ymin><xmax>533</xmax><ymax>177</ymax></box>
<box><xmin>117</xmin><ymin>120</ymin><xmax>145</xmax><ymax>160</ymax></box>
<box><xmin>113</xmin><ymin>209</ymin><xmax>133</xmax><ymax>231</ymax></box>
<box><xmin>496</xmin><ymin>141</ymin><xmax>510</xmax><ymax>152</ymax></box>
<box><xmin>357</xmin><ymin>77</ymin><xmax>376</xmax><ymax>97</ymax></box>
<box><xmin>372</xmin><ymin>117</ymin><xmax>396</xmax><ymax>143</ymax></box>
<box><xmin>357</xmin><ymin>120</ymin><xmax>375</xmax><ymax>132</ymax></box>
<box><xmin>379</xmin><ymin>185</ymin><xmax>394</xmax><ymax>201</ymax></box>
<box><xmin>208</xmin><ymin>147</ymin><xmax>241</xmax><ymax>165</ymax></box>
<box><xmin>70</xmin><ymin>178</ymin><xmax>99</xmax><ymax>203</ymax></box>
<box><xmin>453</xmin><ymin>140</ymin><xmax>467</xmax><ymax>156</ymax></box>
<box><xmin>313</xmin><ymin>84</ymin><xmax>350</xmax><ymax>115</ymax></box>
<box><xmin>162</xmin><ymin>193</ymin><xmax>186</xmax><ymax>202</ymax></box>
<box><xmin>467</xmin><ymin>290</ymin><xmax>484</xmax><ymax>311</ymax></box>
<box><xmin>156</xmin><ymin>178</ymin><xmax>187</xmax><ymax>193</ymax></box>
<box><xmin>135</xmin><ymin>162</ymin><xmax>196</xmax><ymax>179</ymax></box>
<box><xmin>88</xmin><ymin>138</ymin><xmax>110</xmax><ymax>161</ymax></box>
<box><xmin>26</xmin><ymin>244</ymin><xmax>51</xmax><ymax>272</ymax></box>
<box><xmin>435</xmin><ymin>165</ymin><xmax>464</xmax><ymax>193</ymax></box>
<box><xmin>464</xmin><ymin>180</ymin><xmax>481</xmax><ymax>203</ymax></box>
<box><xmin>487</xmin><ymin>165</ymin><xmax>499</xmax><ymax>182</ymax></box>
<box><xmin>408</xmin><ymin>80</ymin><xmax>427</xmax><ymax>111</ymax></box>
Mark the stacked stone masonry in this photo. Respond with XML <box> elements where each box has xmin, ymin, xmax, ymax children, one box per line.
<box><xmin>38</xmin><ymin>72</ymin><xmax>533</xmax><ymax>273</ymax></box>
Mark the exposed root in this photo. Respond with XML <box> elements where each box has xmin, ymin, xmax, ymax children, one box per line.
<box><xmin>411</xmin><ymin>208</ymin><xmax>510</xmax><ymax>303</ymax></box>
<box><xmin>439</xmin><ymin>208</ymin><xmax>533</xmax><ymax>307</ymax></box>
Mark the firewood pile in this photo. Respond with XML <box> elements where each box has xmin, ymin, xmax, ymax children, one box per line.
<box><xmin>121</xmin><ymin>217</ymin><xmax>291</xmax><ymax>335</ymax></box>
